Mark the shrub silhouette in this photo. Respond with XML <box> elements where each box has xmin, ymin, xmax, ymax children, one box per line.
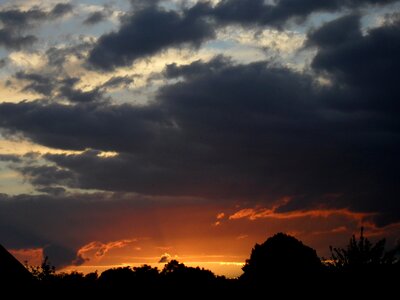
<box><xmin>241</xmin><ymin>233</ymin><xmax>322</xmax><ymax>282</ymax></box>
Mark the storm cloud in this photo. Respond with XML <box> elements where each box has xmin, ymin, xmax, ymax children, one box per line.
<box><xmin>2</xmin><ymin>14</ymin><xmax>400</xmax><ymax>224</ymax></box>
<box><xmin>208</xmin><ymin>0</ymin><xmax>397</xmax><ymax>26</ymax></box>
<box><xmin>87</xmin><ymin>0</ymin><xmax>398</xmax><ymax>70</ymax></box>
<box><xmin>88</xmin><ymin>6</ymin><xmax>215</xmax><ymax>70</ymax></box>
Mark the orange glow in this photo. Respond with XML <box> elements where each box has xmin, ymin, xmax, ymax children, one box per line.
<box><xmin>9</xmin><ymin>201</ymin><xmax>399</xmax><ymax>279</ymax></box>
<box><xmin>10</xmin><ymin>248</ymin><xmax>43</xmax><ymax>266</ymax></box>
<box><xmin>77</xmin><ymin>239</ymin><xmax>138</xmax><ymax>261</ymax></box>
<box><xmin>229</xmin><ymin>207</ymin><xmax>373</xmax><ymax>222</ymax></box>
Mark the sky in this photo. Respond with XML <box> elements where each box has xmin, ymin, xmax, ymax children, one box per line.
<box><xmin>0</xmin><ymin>0</ymin><xmax>400</xmax><ymax>278</ymax></box>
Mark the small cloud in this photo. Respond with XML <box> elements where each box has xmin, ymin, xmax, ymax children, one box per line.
<box><xmin>0</xmin><ymin>58</ymin><xmax>7</xmax><ymax>68</ymax></box>
<box><xmin>77</xmin><ymin>238</ymin><xmax>137</xmax><ymax>261</ymax></box>
<box><xmin>236</xmin><ymin>234</ymin><xmax>248</xmax><ymax>240</ymax></box>
<box><xmin>216</xmin><ymin>212</ymin><xmax>225</xmax><ymax>220</ymax></box>
<box><xmin>214</xmin><ymin>212</ymin><xmax>225</xmax><ymax>226</ymax></box>
<box><xmin>158</xmin><ymin>253</ymin><xmax>171</xmax><ymax>263</ymax></box>
<box><xmin>229</xmin><ymin>208</ymin><xmax>256</xmax><ymax>220</ymax></box>
<box><xmin>331</xmin><ymin>226</ymin><xmax>347</xmax><ymax>233</ymax></box>
<box><xmin>156</xmin><ymin>246</ymin><xmax>172</xmax><ymax>251</ymax></box>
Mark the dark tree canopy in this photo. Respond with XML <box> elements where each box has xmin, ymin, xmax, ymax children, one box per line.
<box><xmin>2</xmin><ymin>232</ymin><xmax>400</xmax><ymax>297</ymax></box>
<box><xmin>241</xmin><ymin>233</ymin><xmax>322</xmax><ymax>281</ymax></box>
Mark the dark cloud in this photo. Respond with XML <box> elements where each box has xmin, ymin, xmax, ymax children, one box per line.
<box><xmin>43</xmin><ymin>244</ymin><xmax>85</xmax><ymax>268</ymax></box>
<box><xmin>15</xmin><ymin>72</ymin><xmax>134</xmax><ymax>102</ymax></box>
<box><xmin>46</xmin><ymin>41</ymin><xmax>94</xmax><ymax>70</ymax></box>
<box><xmin>0</xmin><ymin>3</ymin><xmax>73</xmax><ymax>50</ymax></box>
<box><xmin>129</xmin><ymin>0</ymin><xmax>161</xmax><ymax>9</ymax></box>
<box><xmin>17</xmin><ymin>164</ymin><xmax>77</xmax><ymax>189</ymax></box>
<box><xmin>0</xmin><ymin>28</ymin><xmax>37</xmax><ymax>50</ymax></box>
<box><xmin>0</xmin><ymin>154</ymin><xmax>21</xmax><ymax>163</ymax></box>
<box><xmin>0</xmin><ymin>8</ymin><xmax>47</xmax><ymax>28</ymax></box>
<box><xmin>101</xmin><ymin>76</ymin><xmax>134</xmax><ymax>89</ymax></box>
<box><xmin>158</xmin><ymin>253</ymin><xmax>171</xmax><ymax>263</ymax></box>
<box><xmin>384</xmin><ymin>12</ymin><xmax>400</xmax><ymax>25</ymax></box>
<box><xmin>164</xmin><ymin>55</ymin><xmax>231</xmax><ymax>79</ymax></box>
<box><xmin>83</xmin><ymin>11</ymin><xmax>108</xmax><ymax>25</ymax></box>
<box><xmin>0</xmin><ymin>58</ymin><xmax>7</xmax><ymax>68</ymax></box>
<box><xmin>309</xmin><ymin>14</ymin><xmax>400</xmax><ymax>113</ymax></box>
<box><xmin>0</xmin><ymin>192</ymin><xmax>99</xmax><ymax>267</ymax></box>
<box><xmin>0</xmin><ymin>193</ymin><xmax>103</xmax><ymax>268</ymax></box>
<box><xmin>87</xmin><ymin>6</ymin><xmax>215</xmax><ymax>70</ymax></box>
<box><xmin>0</xmin><ymin>3</ymin><xmax>72</xmax><ymax>27</ymax></box>
<box><xmin>87</xmin><ymin>0</ymin><xmax>399</xmax><ymax>70</ymax></box>
<box><xmin>207</xmin><ymin>0</ymin><xmax>397</xmax><ymax>26</ymax></box>
<box><xmin>36</xmin><ymin>186</ymin><xmax>66</xmax><ymax>196</ymax></box>
<box><xmin>49</xmin><ymin>3</ymin><xmax>73</xmax><ymax>19</ymax></box>
<box><xmin>83</xmin><ymin>4</ymin><xmax>113</xmax><ymax>26</ymax></box>
<box><xmin>0</xmin><ymin>192</ymin><xmax>190</xmax><ymax>268</ymax></box>
<box><xmin>0</xmin><ymin>101</ymin><xmax>167</xmax><ymax>151</ymax></box>
<box><xmin>1</xmin><ymin>16</ymin><xmax>400</xmax><ymax>227</ymax></box>
<box><xmin>306</xmin><ymin>14</ymin><xmax>361</xmax><ymax>48</ymax></box>
<box><xmin>15</xmin><ymin>72</ymin><xmax>105</xmax><ymax>103</ymax></box>
<box><xmin>58</xmin><ymin>77</ymin><xmax>104</xmax><ymax>103</ymax></box>
<box><xmin>16</xmin><ymin>72</ymin><xmax>54</xmax><ymax>95</ymax></box>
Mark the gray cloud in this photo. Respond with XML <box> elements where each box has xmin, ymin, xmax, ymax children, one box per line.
<box><xmin>87</xmin><ymin>6</ymin><xmax>216</xmax><ymax>70</ymax></box>
<box><xmin>83</xmin><ymin>4</ymin><xmax>114</xmax><ymax>26</ymax></box>
<box><xmin>101</xmin><ymin>76</ymin><xmax>134</xmax><ymax>89</ymax></box>
<box><xmin>15</xmin><ymin>72</ymin><xmax>105</xmax><ymax>103</ymax></box>
<box><xmin>83</xmin><ymin>11</ymin><xmax>108</xmax><ymax>25</ymax></box>
<box><xmin>308</xmin><ymin>14</ymin><xmax>400</xmax><ymax>115</ymax></box>
<box><xmin>0</xmin><ymin>28</ymin><xmax>37</xmax><ymax>50</ymax></box>
<box><xmin>16</xmin><ymin>72</ymin><xmax>54</xmax><ymax>95</ymax></box>
<box><xmin>0</xmin><ymin>8</ymin><xmax>47</xmax><ymax>28</ymax></box>
<box><xmin>17</xmin><ymin>164</ymin><xmax>77</xmax><ymax>189</ymax></box>
<box><xmin>207</xmin><ymin>0</ymin><xmax>397</xmax><ymax>26</ymax></box>
<box><xmin>0</xmin><ymin>3</ymin><xmax>73</xmax><ymax>50</ymax></box>
<box><xmin>0</xmin><ymin>101</ymin><xmax>167</xmax><ymax>151</ymax></box>
<box><xmin>49</xmin><ymin>3</ymin><xmax>73</xmax><ymax>19</ymax></box>
<box><xmin>46</xmin><ymin>41</ymin><xmax>94</xmax><ymax>70</ymax></box>
<box><xmin>87</xmin><ymin>0</ymin><xmax>398</xmax><ymax>70</ymax></box>
<box><xmin>58</xmin><ymin>77</ymin><xmax>104</xmax><ymax>103</ymax></box>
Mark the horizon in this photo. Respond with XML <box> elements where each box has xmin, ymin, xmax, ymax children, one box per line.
<box><xmin>0</xmin><ymin>0</ymin><xmax>399</xmax><ymax>278</ymax></box>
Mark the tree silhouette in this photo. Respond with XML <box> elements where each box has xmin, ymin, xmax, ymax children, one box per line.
<box><xmin>329</xmin><ymin>227</ymin><xmax>399</xmax><ymax>270</ymax></box>
<box><xmin>26</xmin><ymin>256</ymin><xmax>55</xmax><ymax>281</ymax></box>
<box><xmin>3</xmin><ymin>232</ymin><xmax>398</xmax><ymax>296</ymax></box>
<box><xmin>161</xmin><ymin>259</ymin><xmax>216</xmax><ymax>282</ymax></box>
<box><xmin>241</xmin><ymin>233</ymin><xmax>322</xmax><ymax>282</ymax></box>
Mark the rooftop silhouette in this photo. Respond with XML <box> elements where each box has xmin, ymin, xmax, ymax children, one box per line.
<box><xmin>0</xmin><ymin>244</ymin><xmax>33</xmax><ymax>284</ymax></box>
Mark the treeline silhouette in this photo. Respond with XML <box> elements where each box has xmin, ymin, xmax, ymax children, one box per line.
<box><xmin>5</xmin><ymin>229</ymin><xmax>400</xmax><ymax>297</ymax></box>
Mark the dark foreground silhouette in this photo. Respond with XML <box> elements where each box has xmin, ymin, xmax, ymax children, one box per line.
<box><xmin>1</xmin><ymin>229</ymin><xmax>399</xmax><ymax>298</ymax></box>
